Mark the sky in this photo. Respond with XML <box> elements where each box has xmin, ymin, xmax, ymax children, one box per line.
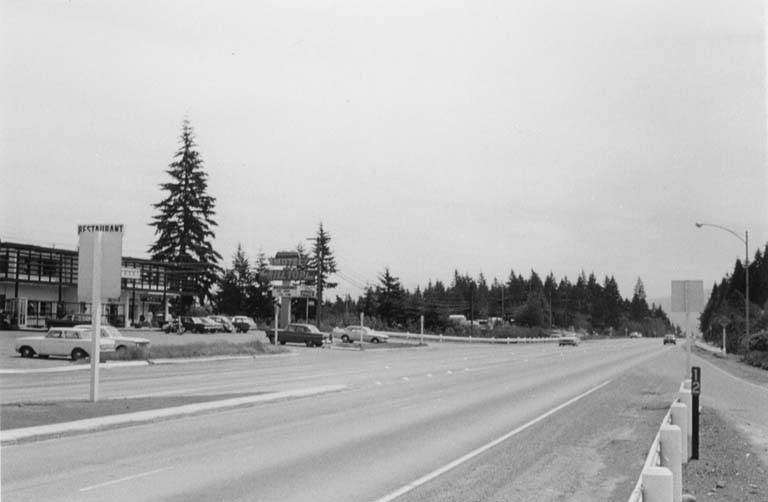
<box><xmin>1</xmin><ymin>0</ymin><xmax>767</xmax><ymax>309</ymax></box>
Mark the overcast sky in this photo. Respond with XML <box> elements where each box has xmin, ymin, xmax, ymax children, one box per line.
<box><xmin>1</xmin><ymin>0</ymin><xmax>766</xmax><ymax>306</ymax></box>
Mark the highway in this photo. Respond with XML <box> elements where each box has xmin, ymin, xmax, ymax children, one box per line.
<box><xmin>2</xmin><ymin>339</ymin><xmax>686</xmax><ymax>501</ymax></box>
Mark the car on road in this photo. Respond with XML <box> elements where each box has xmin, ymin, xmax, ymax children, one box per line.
<box><xmin>207</xmin><ymin>315</ymin><xmax>234</xmax><ymax>333</ymax></box>
<box><xmin>338</xmin><ymin>325</ymin><xmax>389</xmax><ymax>344</ymax></box>
<box><xmin>269</xmin><ymin>323</ymin><xmax>330</xmax><ymax>347</ymax></box>
<box><xmin>629</xmin><ymin>332</ymin><xmax>643</xmax><ymax>338</ymax></box>
<box><xmin>558</xmin><ymin>335</ymin><xmax>580</xmax><ymax>346</ymax></box>
<box><xmin>663</xmin><ymin>334</ymin><xmax>676</xmax><ymax>345</ymax></box>
<box><xmin>15</xmin><ymin>327</ymin><xmax>116</xmax><ymax>360</ymax></box>
<box><xmin>73</xmin><ymin>324</ymin><xmax>150</xmax><ymax>354</ymax></box>
<box><xmin>230</xmin><ymin>316</ymin><xmax>256</xmax><ymax>333</ymax></box>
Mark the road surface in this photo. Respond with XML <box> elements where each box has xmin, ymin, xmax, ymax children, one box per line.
<box><xmin>3</xmin><ymin>339</ymin><xmax>687</xmax><ymax>501</ymax></box>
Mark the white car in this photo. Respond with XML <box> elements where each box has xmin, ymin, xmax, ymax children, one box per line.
<box><xmin>74</xmin><ymin>325</ymin><xmax>150</xmax><ymax>354</ymax></box>
<box><xmin>338</xmin><ymin>326</ymin><xmax>389</xmax><ymax>344</ymax></box>
<box><xmin>15</xmin><ymin>327</ymin><xmax>116</xmax><ymax>360</ymax></box>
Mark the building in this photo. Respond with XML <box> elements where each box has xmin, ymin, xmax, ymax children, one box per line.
<box><xmin>0</xmin><ymin>241</ymin><xmax>178</xmax><ymax>329</ymax></box>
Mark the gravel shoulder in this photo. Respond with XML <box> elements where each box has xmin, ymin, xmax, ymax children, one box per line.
<box><xmin>681</xmin><ymin>345</ymin><xmax>768</xmax><ymax>501</ymax></box>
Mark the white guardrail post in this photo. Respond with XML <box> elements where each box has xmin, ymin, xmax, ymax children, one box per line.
<box><xmin>641</xmin><ymin>467</ymin><xmax>673</xmax><ymax>502</ymax></box>
<box><xmin>659</xmin><ymin>424</ymin><xmax>682</xmax><ymax>502</ymax></box>
<box><xmin>678</xmin><ymin>385</ymin><xmax>692</xmax><ymax>457</ymax></box>
<box><xmin>670</xmin><ymin>401</ymin><xmax>689</xmax><ymax>462</ymax></box>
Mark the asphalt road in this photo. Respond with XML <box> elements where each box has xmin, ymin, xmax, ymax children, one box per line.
<box><xmin>2</xmin><ymin>340</ymin><xmax>687</xmax><ymax>501</ymax></box>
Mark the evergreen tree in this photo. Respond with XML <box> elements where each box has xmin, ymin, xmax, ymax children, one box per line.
<box><xmin>308</xmin><ymin>223</ymin><xmax>338</xmax><ymax>323</ymax></box>
<box><xmin>630</xmin><ymin>277</ymin><xmax>649</xmax><ymax>321</ymax></box>
<box><xmin>149</xmin><ymin>119</ymin><xmax>221</xmax><ymax>311</ymax></box>
<box><xmin>376</xmin><ymin>267</ymin><xmax>405</xmax><ymax>326</ymax></box>
<box><xmin>214</xmin><ymin>244</ymin><xmax>251</xmax><ymax>314</ymax></box>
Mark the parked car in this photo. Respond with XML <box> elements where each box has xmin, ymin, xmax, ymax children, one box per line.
<box><xmin>73</xmin><ymin>324</ymin><xmax>150</xmax><ymax>354</ymax></box>
<box><xmin>268</xmin><ymin>323</ymin><xmax>330</xmax><ymax>347</ymax></box>
<box><xmin>182</xmin><ymin>316</ymin><xmax>217</xmax><ymax>334</ymax></box>
<box><xmin>208</xmin><ymin>315</ymin><xmax>234</xmax><ymax>333</ymax></box>
<box><xmin>338</xmin><ymin>325</ymin><xmax>389</xmax><ymax>344</ymax></box>
<box><xmin>46</xmin><ymin>313</ymin><xmax>111</xmax><ymax>328</ymax></box>
<box><xmin>231</xmin><ymin>316</ymin><xmax>256</xmax><ymax>333</ymax></box>
<box><xmin>663</xmin><ymin>334</ymin><xmax>676</xmax><ymax>345</ymax></box>
<box><xmin>15</xmin><ymin>327</ymin><xmax>116</xmax><ymax>360</ymax></box>
<box><xmin>162</xmin><ymin>318</ymin><xmax>186</xmax><ymax>334</ymax></box>
<box><xmin>558</xmin><ymin>335</ymin><xmax>580</xmax><ymax>346</ymax></box>
<box><xmin>629</xmin><ymin>332</ymin><xmax>643</xmax><ymax>338</ymax></box>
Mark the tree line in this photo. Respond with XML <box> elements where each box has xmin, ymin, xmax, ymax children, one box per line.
<box><xmin>147</xmin><ymin>119</ymin><xmax>674</xmax><ymax>337</ymax></box>
<box><xmin>699</xmin><ymin>242</ymin><xmax>768</xmax><ymax>352</ymax></box>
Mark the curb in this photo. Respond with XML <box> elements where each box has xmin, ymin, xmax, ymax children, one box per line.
<box><xmin>0</xmin><ymin>352</ymin><xmax>298</xmax><ymax>375</ymax></box>
<box><xmin>1</xmin><ymin>384</ymin><xmax>347</xmax><ymax>444</ymax></box>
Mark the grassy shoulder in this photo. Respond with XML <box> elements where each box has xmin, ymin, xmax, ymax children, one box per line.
<box><xmin>102</xmin><ymin>339</ymin><xmax>288</xmax><ymax>361</ymax></box>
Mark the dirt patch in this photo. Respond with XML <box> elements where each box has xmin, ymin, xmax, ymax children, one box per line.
<box><xmin>1</xmin><ymin>393</ymin><xmax>264</xmax><ymax>430</ymax></box>
<box><xmin>682</xmin><ymin>407</ymin><xmax>767</xmax><ymax>501</ymax></box>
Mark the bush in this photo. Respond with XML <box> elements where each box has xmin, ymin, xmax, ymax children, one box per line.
<box><xmin>747</xmin><ymin>331</ymin><xmax>768</xmax><ymax>352</ymax></box>
<box><xmin>101</xmin><ymin>340</ymin><xmax>287</xmax><ymax>360</ymax></box>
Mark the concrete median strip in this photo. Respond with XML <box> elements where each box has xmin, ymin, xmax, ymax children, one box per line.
<box><xmin>1</xmin><ymin>384</ymin><xmax>347</xmax><ymax>444</ymax></box>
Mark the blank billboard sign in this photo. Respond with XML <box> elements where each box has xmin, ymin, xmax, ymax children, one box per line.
<box><xmin>671</xmin><ymin>280</ymin><xmax>705</xmax><ymax>313</ymax></box>
<box><xmin>77</xmin><ymin>224</ymin><xmax>124</xmax><ymax>302</ymax></box>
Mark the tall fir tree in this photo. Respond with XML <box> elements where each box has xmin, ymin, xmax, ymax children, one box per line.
<box><xmin>308</xmin><ymin>222</ymin><xmax>338</xmax><ymax>323</ymax></box>
<box><xmin>149</xmin><ymin>119</ymin><xmax>221</xmax><ymax>311</ymax></box>
<box><xmin>376</xmin><ymin>267</ymin><xmax>405</xmax><ymax>326</ymax></box>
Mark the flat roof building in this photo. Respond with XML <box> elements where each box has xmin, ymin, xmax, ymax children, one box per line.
<box><xmin>0</xmin><ymin>240</ymin><xmax>178</xmax><ymax>329</ymax></box>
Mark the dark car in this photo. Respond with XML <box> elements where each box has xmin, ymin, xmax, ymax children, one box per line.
<box><xmin>663</xmin><ymin>334</ymin><xmax>676</xmax><ymax>345</ymax></box>
<box><xmin>181</xmin><ymin>316</ymin><xmax>217</xmax><ymax>334</ymax></box>
<box><xmin>268</xmin><ymin>323</ymin><xmax>329</xmax><ymax>347</ymax></box>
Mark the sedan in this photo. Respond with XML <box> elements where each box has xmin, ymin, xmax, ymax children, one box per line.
<box><xmin>663</xmin><ymin>334</ymin><xmax>676</xmax><ymax>345</ymax></box>
<box><xmin>339</xmin><ymin>326</ymin><xmax>389</xmax><ymax>344</ymax></box>
<box><xmin>558</xmin><ymin>335</ymin><xmax>580</xmax><ymax>346</ymax></box>
<box><xmin>73</xmin><ymin>325</ymin><xmax>150</xmax><ymax>354</ymax></box>
<box><xmin>15</xmin><ymin>327</ymin><xmax>116</xmax><ymax>360</ymax></box>
<box><xmin>181</xmin><ymin>316</ymin><xmax>218</xmax><ymax>334</ymax></box>
<box><xmin>208</xmin><ymin>315</ymin><xmax>234</xmax><ymax>333</ymax></box>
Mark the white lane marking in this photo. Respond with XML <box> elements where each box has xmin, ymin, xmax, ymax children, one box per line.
<box><xmin>372</xmin><ymin>379</ymin><xmax>612</xmax><ymax>502</ymax></box>
<box><xmin>446</xmin><ymin>370</ymin><xmax>453</xmax><ymax>375</ymax></box>
<box><xmin>402</xmin><ymin>377</ymin><xmax>410</xmax><ymax>382</ymax></box>
<box><xmin>80</xmin><ymin>467</ymin><xmax>170</xmax><ymax>492</ymax></box>
<box><xmin>696</xmin><ymin>356</ymin><xmax>768</xmax><ymax>393</ymax></box>
<box><xmin>427</xmin><ymin>373</ymin><xmax>433</xmax><ymax>378</ymax></box>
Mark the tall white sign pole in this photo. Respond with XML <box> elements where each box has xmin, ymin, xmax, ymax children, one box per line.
<box><xmin>90</xmin><ymin>231</ymin><xmax>103</xmax><ymax>402</ymax></box>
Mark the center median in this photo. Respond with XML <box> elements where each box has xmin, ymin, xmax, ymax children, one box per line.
<box><xmin>1</xmin><ymin>384</ymin><xmax>347</xmax><ymax>445</ymax></box>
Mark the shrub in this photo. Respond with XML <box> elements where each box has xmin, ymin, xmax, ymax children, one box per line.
<box><xmin>747</xmin><ymin>331</ymin><xmax>768</xmax><ymax>352</ymax></box>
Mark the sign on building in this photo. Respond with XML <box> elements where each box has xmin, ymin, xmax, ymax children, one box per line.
<box><xmin>121</xmin><ymin>267</ymin><xmax>141</xmax><ymax>280</ymax></box>
<box><xmin>671</xmin><ymin>280</ymin><xmax>705</xmax><ymax>313</ymax></box>
<box><xmin>260</xmin><ymin>269</ymin><xmax>313</xmax><ymax>282</ymax></box>
<box><xmin>77</xmin><ymin>224</ymin><xmax>124</xmax><ymax>302</ymax></box>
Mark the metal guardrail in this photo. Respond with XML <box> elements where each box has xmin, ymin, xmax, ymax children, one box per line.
<box><xmin>381</xmin><ymin>331</ymin><xmax>567</xmax><ymax>344</ymax></box>
<box><xmin>627</xmin><ymin>405</ymin><xmax>674</xmax><ymax>502</ymax></box>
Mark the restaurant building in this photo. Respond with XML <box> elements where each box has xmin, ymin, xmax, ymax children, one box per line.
<box><xmin>0</xmin><ymin>241</ymin><xmax>178</xmax><ymax>329</ymax></box>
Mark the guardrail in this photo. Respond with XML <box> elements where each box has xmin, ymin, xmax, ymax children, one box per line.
<box><xmin>628</xmin><ymin>380</ymin><xmax>691</xmax><ymax>502</ymax></box>
<box><xmin>381</xmin><ymin>331</ymin><xmax>568</xmax><ymax>344</ymax></box>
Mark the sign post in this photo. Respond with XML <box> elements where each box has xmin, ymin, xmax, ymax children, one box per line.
<box><xmin>78</xmin><ymin>224</ymin><xmax>123</xmax><ymax>403</ymax></box>
<box><xmin>90</xmin><ymin>232</ymin><xmax>102</xmax><ymax>402</ymax></box>
<box><xmin>691</xmin><ymin>366</ymin><xmax>701</xmax><ymax>459</ymax></box>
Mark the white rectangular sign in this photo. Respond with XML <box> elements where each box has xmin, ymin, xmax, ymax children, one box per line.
<box><xmin>671</xmin><ymin>280</ymin><xmax>705</xmax><ymax>313</ymax></box>
<box><xmin>121</xmin><ymin>267</ymin><xmax>141</xmax><ymax>280</ymax></box>
<box><xmin>77</xmin><ymin>224</ymin><xmax>124</xmax><ymax>302</ymax></box>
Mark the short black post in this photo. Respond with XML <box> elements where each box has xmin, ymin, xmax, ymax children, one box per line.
<box><xmin>691</xmin><ymin>366</ymin><xmax>701</xmax><ymax>459</ymax></box>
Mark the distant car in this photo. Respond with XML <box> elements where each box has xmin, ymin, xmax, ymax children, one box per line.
<box><xmin>629</xmin><ymin>332</ymin><xmax>643</xmax><ymax>338</ymax></box>
<box><xmin>230</xmin><ymin>316</ymin><xmax>254</xmax><ymax>333</ymax></box>
<box><xmin>73</xmin><ymin>324</ymin><xmax>150</xmax><ymax>354</ymax></box>
<box><xmin>15</xmin><ymin>327</ymin><xmax>116</xmax><ymax>360</ymax></box>
<box><xmin>558</xmin><ymin>335</ymin><xmax>580</xmax><ymax>346</ymax></box>
<box><xmin>207</xmin><ymin>316</ymin><xmax>234</xmax><ymax>333</ymax></box>
<box><xmin>339</xmin><ymin>326</ymin><xmax>389</xmax><ymax>344</ymax></box>
<box><xmin>663</xmin><ymin>334</ymin><xmax>676</xmax><ymax>345</ymax></box>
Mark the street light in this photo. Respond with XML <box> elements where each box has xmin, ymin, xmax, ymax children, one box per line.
<box><xmin>695</xmin><ymin>222</ymin><xmax>749</xmax><ymax>347</ymax></box>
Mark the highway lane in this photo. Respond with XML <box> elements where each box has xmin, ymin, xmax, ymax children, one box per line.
<box><xmin>2</xmin><ymin>340</ymin><xmax>679</xmax><ymax>501</ymax></box>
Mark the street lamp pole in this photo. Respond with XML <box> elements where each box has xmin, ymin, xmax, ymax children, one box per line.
<box><xmin>695</xmin><ymin>222</ymin><xmax>749</xmax><ymax>344</ymax></box>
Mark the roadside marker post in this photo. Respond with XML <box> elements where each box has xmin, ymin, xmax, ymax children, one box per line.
<box><xmin>691</xmin><ymin>366</ymin><xmax>701</xmax><ymax>460</ymax></box>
